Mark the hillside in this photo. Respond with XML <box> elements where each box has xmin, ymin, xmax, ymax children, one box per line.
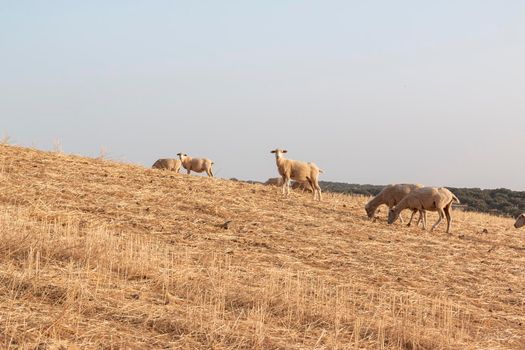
<box><xmin>0</xmin><ymin>144</ymin><xmax>524</xmax><ymax>349</ymax></box>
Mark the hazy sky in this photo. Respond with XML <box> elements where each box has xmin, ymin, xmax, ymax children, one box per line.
<box><xmin>1</xmin><ymin>1</ymin><xmax>524</xmax><ymax>189</ymax></box>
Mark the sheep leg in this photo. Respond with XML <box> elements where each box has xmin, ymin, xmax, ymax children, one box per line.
<box><xmin>281</xmin><ymin>176</ymin><xmax>290</xmax><ymax>196</ymax></box>
<box><xmin>187</xmin><ymin>169</ymin><xmax>191</xmax><ymax>175</ymax></box>
<box><xmin>313</xmin><ymin>179</ymin><xmax>322</xmax><ymax>201</ymax></box>
<box><xmin>444</xmin><ymin>204</ymin><xmax>452</xmax><ymax>233</ymax></box>
<box><xmin>206</xmin><ymin>167</ymin><xmax>214</xmax><ymax>177</ymax></box>
<box><xmin>421</xmin><ymin>210</ymin><xmax>427</xmax><ymax>230</ymax></box>
<box><xmin>308</xmin><ymin>178</ymin><xmax>322</xmax><ymax>201</ymax></box>
<box><xmin>431</xmin><ymin>209</ymin><xmax>444</xmax><ymax>231</ymax></box>
<box><xmin>416</xmin><ymin>210</ymin><xmax>424</xmax><ymax>227</ymax></box>
<box><xmin>316</xmin><ymin>184</ymin><xmax>322</xmax><ymax>201</ymax></box>
<box><xmin>306</xmin><ymin>177</ymin><xmax>316</xmax><ymax>200</ymax></box>
<box><xmin>406</xmin><ymin>210</ymin><xmax>417</xmax><ymax>227</ymax></box>
<box><xmin>398</xmin><ymin>211</ymin><xmax>405</xmax><ymax>224</ymax></box>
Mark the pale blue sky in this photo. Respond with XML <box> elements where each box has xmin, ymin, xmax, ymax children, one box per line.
<box><xmin>1</xmin><ymin>1</ymin><xmax>524</xmax><ymax>189</ymax></box>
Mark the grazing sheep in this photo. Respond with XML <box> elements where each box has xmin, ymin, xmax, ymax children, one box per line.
<box><xmin>270</xmin><ymin>149</ymin><xmax>323</xmax><ymax>201</ymax></box>
<box><xmin>152</xmin><ymin>158</ymin><xmax>181</xmax><ymax>173</ymax></box>
<box><xmin>365</xmin><ymin>184</ymin><xmax>424</xmax><ymax>224</ymax></box>
<box><xmin>388</xmin><ymin>187</ymin><xmax>460</xmax><ymax>233</ymax></box>
<box><xmin>515</xmin><ymin>214</ymin><xmax>525</xmax><ymax>229</ymax></box>
<box><xmin>177</xmin><ymin>153</ymin><xmax>214</xmax><ymax>177</ymax></box>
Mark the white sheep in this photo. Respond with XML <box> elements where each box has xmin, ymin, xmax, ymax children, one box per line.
<box><xmin>365</xmin><ymin>184</ymin><xmax>424</xmax><ymax>224</ymax></box>
<box><xmin>270</xmin><ymin>149</ymin><xmax>323</xmax><ymax>201</ymax></box>
<box><xmin>388</xmin><ymin>187</ymin><xmax>460</xmax><ymax>233</ymax></box>
<box><xmin>151</xmin><ymin>158</ymin><xmax>181</xmax><ymax>173</ymax></box>
<box><xmin>176</xmin><ymin>153</ymin><xmax>214</xmax><ymax>177</ymax></box>
<box><xmin>515</xmin><ymin>213</ymin><xmax>525</xmax><ymax>229</ymax></box>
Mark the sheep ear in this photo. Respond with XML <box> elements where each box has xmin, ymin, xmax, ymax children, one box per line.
<box><xmin>270</xmin><ymin>150</ymin><xmax>276</xmax><ymax>153</ymax></box>
<box><xmin>283</xmin><ymin>150</ymin><xmax>288</xmax><ymax>153</ymax></box>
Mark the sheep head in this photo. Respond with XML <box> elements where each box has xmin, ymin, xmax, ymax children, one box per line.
<box><xmin>515</xmin><ymin>214</ymin><xmax>525</xmax><ymax>229</ymax></box>
<box><xmin>270</xmin><ymin>149</ymin><xmax>288</xmax><ymax>158</ymax></box>
<box><xmin>387</xmin><ymin>208</ymin><xmax>399</xmax><ymax>224</ymax></box>
<box><xmin>364</xmin><ymin>202</ymin><xmax>376</xmax><ymax>219</ymax></box>
<box><xmin>176</xmin><ymin>153</ymin><xmax>188</xmax><ymax>160</ymax></box>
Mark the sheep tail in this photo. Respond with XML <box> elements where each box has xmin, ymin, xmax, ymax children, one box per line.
<box><xmin>452</xmin><ymin>195</ymin><xmax>460</xmax><ymax>204</ymax></box>
<box><xmin>318</xmin><ymin>169</ymin><xmax>324</xmax><ymax>174</ymax></box>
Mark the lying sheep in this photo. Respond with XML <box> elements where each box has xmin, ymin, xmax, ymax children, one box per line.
<box><xmin>291</xmin><ymin>180</ymin><xmax>313</xmax><ymax>193</ymax></box>
<box><xmin>388</xmin><ymin>187</ymin><xmax>460</xmax><ymax>233</ymax></box>
<box><xmin>365</xmin><ymin>184</ymin><xmax>424</xmax><ymax>224</ymax></box>
<box><xmin>265</xmin><ymin>177</ymin><xmax>312</xmax><ymax>192</ymax></box>
<box><xmin>270</xmin><ymin>149</ymin><xmax>323</xmax><ymax>201</ymax></box>
<box><xmin>515</xmin><ymin>214</ymin><xmax>525</xmax><ymax>229</ymax></box>
<box><xmin>152</xmin><ymin>158</ymin><xmax>181</xmax><ymax>173</ymax></box>
<box><xmin>177</xmin><ymin>153</ymin><xmax>214</xmax><ymax>177</ymax></box>
<box><xmin>264</xmin><ymin>177</ymin><xmax>284</xmax><ymax>186</ymax></box>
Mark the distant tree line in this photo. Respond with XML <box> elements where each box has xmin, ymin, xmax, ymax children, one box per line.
<box><xmin>319</xmin><ymin>181</ymin><xmax>525</xmax><ymax>218</ymax></box>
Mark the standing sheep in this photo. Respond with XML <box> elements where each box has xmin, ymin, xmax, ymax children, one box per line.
<box><xmin>270</xmin><ymin>149</ymin><xmax>323</xmax><ymax>201</ymax></box>
<box><xmin>365</xmin><ymin>184</ymin><xmax>424</xmax><ymax>224</ymax></box>
<box><xmin>152</xmin><ymin>158</ymin><xmax>182</xmax><ymax>173</ymax></box>
<box><xmin>177</xmin><ymin>153</ymin><xmax>214</xmax><ymax>177</ymax></box>
<box><xmin>515</xmin><ymin>214</ymin><xmax>525</xmax><ymax>229</ymax></box>
<box><xmin>387</xmin><ymin>187</ymin><xmax>460</xmax><ymax>233</ymax></box>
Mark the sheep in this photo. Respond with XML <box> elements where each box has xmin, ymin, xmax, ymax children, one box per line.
<box><xmin>291</xmin><ymin>180</ymin><xmax>313</xmax><ymax>193</ymax></box>
<box><xmin>152</xmin><ymin>158</ymin><xmax>181</xmax><ymax>173</ymax></box>
<box><xmin>176</xmin><ymin>153</ymin><xmax>214</xmax><ymax>177</ymax></box>
<box><xmin>270</xmin><ymin>149</ymin><xmax>323</xmax><ymax>201</ymax></box>
<box><xmin>264</xmin><ymin>177</ymin><xmax>312</xmax><ymax>192</ymax></box>
<box><xmin>515</xmin><ymin>213</ymin><xmax>525</xmax><ymax>229</ymax></box>
<box><xmin>264</xmin><ymin>177</ymin><xmax>284</xmax><ymax>186</ymax></box>
<box><xmin>365</xmin><ymin>184</ymin><xmax>424</xmax><ymax>224</ymax></box>
<box><xmin>388</xmin><ymin>187</ymin><xmax>460</xmax><ymax>233</ymax></box>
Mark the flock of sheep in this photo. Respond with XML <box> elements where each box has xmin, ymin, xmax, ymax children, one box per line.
<box><xmin>152</xmin><ymin>150</ymin><xmax>525</xmax><ymax>233</ymax></box>
<box><xmin>152</xmin><ymin>153</ymin><xmax>214</xmax><ymax>177</ymax></box>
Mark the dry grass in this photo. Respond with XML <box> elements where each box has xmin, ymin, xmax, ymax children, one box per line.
<box><xmin>0</xmin><ymin>144</ymin><xmax>524</xmax><ymax>349</ymax></box>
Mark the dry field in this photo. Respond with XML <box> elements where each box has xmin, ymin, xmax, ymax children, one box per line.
<box><xmin>0</xmin><ymin>144</ymin><xmax>524</xmax><ymax>349</ymax></box>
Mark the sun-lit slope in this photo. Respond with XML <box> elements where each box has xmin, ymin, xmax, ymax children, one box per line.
<box><xmin>0</xmin><ymin>144</ymin><xmax>524</xmax><ymax>349</ymax></box>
